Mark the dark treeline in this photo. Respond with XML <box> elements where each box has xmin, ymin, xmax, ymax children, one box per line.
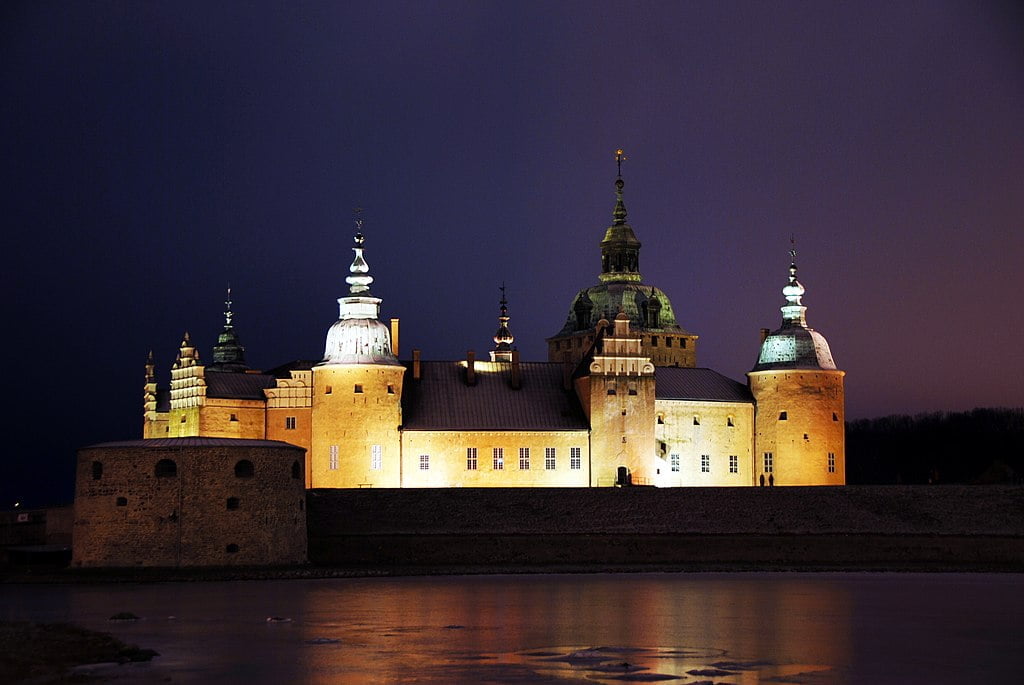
<box><xmin>846</xmin><ymin>408</ymin><xmax>1024</xmax><ymax>484</ymax></box>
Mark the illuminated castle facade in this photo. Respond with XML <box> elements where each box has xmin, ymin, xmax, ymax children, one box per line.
<box><xmin>141</xmin><ymin>170</ymin><xmax>845</xmax><ymax>488</ymax></box>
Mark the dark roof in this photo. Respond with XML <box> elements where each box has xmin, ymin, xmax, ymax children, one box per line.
<box><xmin>264</xmin><ymin>360</ymin><xmax>320</xmax><ymax>377</ymax></box>
<box><xmin>654</xmin><ymin>367</ymin><xmax>753</xmax><ymax>403</ymax></box>
<box><xmin>84</xmin><ymin>437</ymin><xmax>304</xmax><ymax>450</ymax></box>
<box><xmin>204</xmin><ymin>370</ymin><xmax>277</xmax><ymax>399</ymax></box>
<box><xmin>402</xmin><ymin>361</ymin><xmax>588</xmax><ymax>431</ymax></box>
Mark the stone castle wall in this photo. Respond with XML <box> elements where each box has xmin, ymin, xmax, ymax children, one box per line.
<box><xmin>73</xmin><ymin>439</ymin><xmax>307</xmax><ymax>567</ymax></box>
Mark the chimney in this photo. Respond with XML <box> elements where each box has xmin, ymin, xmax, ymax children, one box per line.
<box><xmin>412</xmin><ymin>348</ymin><xmax>421</xmax><ymax>380</ymax></box>
<box><xmin>390</xmin><ymin>318</ymin><xmax>400</xmax><ymax>356</ymax></box>
<box><xmin>510</xmin><ymin>349</ymin><xmax>521</xmax><ymax>389</ymax></box>
<box><xmin>561</xmin><ymin>351</ymin><xmax>573</xmax><ymax>390</ymax></box>
<box><xmin>466</xmin><ymin>350</ymin><xmax>476</xmax><ymax>386</ymax></box>
<box><xmin>759</xmin><ymin>328</ymin><xmax>770</xmax><ymax>344</ymax></box>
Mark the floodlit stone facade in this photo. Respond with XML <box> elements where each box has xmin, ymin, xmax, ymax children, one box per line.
<box><xmin>136</xmin><ymin>168</ymin><xmax>844</xmax><ymax>490</ymax></box>
<box><xmin>72</xmin><ymin>439</ymin><xmax>307</xmax><ymax>567</ymax></box>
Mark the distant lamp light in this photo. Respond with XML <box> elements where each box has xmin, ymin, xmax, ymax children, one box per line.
<box><xmin>13</xmin><ymin>502</ymin><xmax>20</xmax><ymax>508</ymax></box>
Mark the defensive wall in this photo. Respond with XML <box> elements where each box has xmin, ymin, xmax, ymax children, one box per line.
<box><xmin>307</xmin><ymin>485</ymin><xmax>1024</xmax><ymax>572</ymax></box>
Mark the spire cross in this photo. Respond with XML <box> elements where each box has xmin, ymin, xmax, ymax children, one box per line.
<box><xmin>789</xmin><ymin>234</ymin><xmax>797</xmax><ymax>263</ymax></box>
<box><xmin>353</xmin><ymin>207</ymin><xmax>365</xmax><ymax>244</ymax></box>
<box><xmin>224</xmin><ymin>285</ymin><xmax>233</xmax><ymax>328</ymax></box>
<box><xmin>615</xmin><ymin>148</ymin><xmax>626</xmax><ymax>178</ymax></box>
<box><xmin>499</xmin><ymin>282</ymin><xmax>507</xmax><ymax>305</ymax></box>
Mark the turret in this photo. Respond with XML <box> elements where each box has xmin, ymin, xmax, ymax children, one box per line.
<box><xmin>209</xmin><ymin>287</ymin><xmax>248</xmax><ymax>372</ymax></box>
<box><xmin>748</xmin><ymin>247</ymin><xmax>845</xmax><ymax>485</ymax></box>
<box><xmin>490</xmin><ymin>284</ymin><xmax>515</xmax><ymax>362</ymax></box>
<box><xmin>311</xmin><ymin>217</ymin><xmax>405</xmax><ymax>488</ymax></box>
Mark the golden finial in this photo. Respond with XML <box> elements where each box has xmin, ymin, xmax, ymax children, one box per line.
<box><xmin>615</xmin><ymin>149</ymin><xmax>626</xmax><ymax>178</ymax></box>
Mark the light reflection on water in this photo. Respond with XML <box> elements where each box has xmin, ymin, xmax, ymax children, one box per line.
<box><xmin>1</xmin><ymin>573</ymin><xmax>1021</xmax><ymax>684</ymax></box>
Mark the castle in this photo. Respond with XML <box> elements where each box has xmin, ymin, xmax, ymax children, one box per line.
<box><xmin>136</xmin><ymin>165</ymin><xmax>846</xmax><ymax>490</ymax></box>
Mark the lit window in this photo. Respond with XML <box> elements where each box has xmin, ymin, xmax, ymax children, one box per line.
<box><xmin>371</xmin><ymin>444</ymin><xmax>382</xmax><ymax>471</ymax></box>
<box><xmin>545</xmin><ymin>447</ymin><xmax>556</xmax><ymax>470</ymax></box>
<box><xmin>763</xmin><ymin>452</ymin><xmax>773</xmax><ymax>473</ymax></box>
<box><xmin>329</xmin><ymin>445</ymin><xmax>339</xmax><ymax>470</ymax></box>
<box><xmin>570</xmin><ymin>447</ymin><xmax>581</xmax><ymax>470</ymax></box>
<box><xmin>828</xmin><ymin>452</ymin><xmax>836</xmax><ymax>473</ymax></box>
<box><xmin>466</xmin><ymin>447</ymin><xmax>478</xmax><ymax>470</ymax></box>
<box><xmin>670</xmin><ymin>454</ymin><xmax>680</xmax><ymax>472</ymax></box>
<box><xmin>729</xmin><ymin>455</ymin><xmax>738</xmax><ymax>473</ymax></box>
<box><xmin>519</xmin><ymin>447</ymin><xmax>530</xmax><ymax>470</ymax></box>
<box><xmin>354</xmin><ymin>384</ymin><xmax>363</xmax><ymax>394</ymax></box>
<box><xmin>778</xmin><ymin>411</ymin><xmax>788</xmax><ymax>421</ymax></box>
<box><xmin>419</xmin><ymin>454</ymin><xmax>429</xmax><ymax>470</ymax></box>
<box><xmin>493</xmin><ymin>447</ymin><xmax>504</xmax><ymax>470</ymax></box>
<box><xmin>285</xmin><ymin>416</ymin><xmax>296</xmax><ymax>430</ymax></box>
<box><xmin>701</xmin><ymin>454</ymin><xmax>710</xmax><ymax>473</ymax></box>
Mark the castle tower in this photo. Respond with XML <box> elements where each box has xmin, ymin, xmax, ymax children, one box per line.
<box><xmin>208</xmin><ymin>287</ymin><xmax>248</xmax><ymax>372</ymax></box>
<box><xmin>748</xmin><ymin>250</ymin><xmax>845</xmax><ymax>485</ymax></box>
<box><xmin>548</xmin><ymin>150</ymin><xmax>697</xmax><ymax>367</ymax></box>
<box><xmin>576</xmin><ymin>312</ymin><xmax>657</xmax><ymax>486</ymax></box>
<box><xmin>490</xmin><ymin>285</ymin><xmax>515</xmax><ymax>362</ymax></box>
<box><xmin>167</xmin><ymin>332</ymin><xmax>205</xmax><ymax>437</ymax></box>
<box><xmin>311</xmin><ymin>224</ymin><xmax>405</xmax><ymax>488</ymax></box>
<box><xmin>142</xmin><ymin>351</ymin><xmax>168</xmax><ymax>438</ymax></box>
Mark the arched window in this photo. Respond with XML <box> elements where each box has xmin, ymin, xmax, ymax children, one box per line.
<box><xmin>291</xmin><ymin>461</ymin><xmax>300</xmax><ymax>479</ymax></box>
<box><xmin>91</xmin><ymin>461</ymin><xmax>103</xmax><ymax>480</ymax></box>
<box><xmin>234</xmin><ymin>460</ymin><xmax>254</xmax><ymax>478</ymax></box>
<box><xmin>155</xmin><ymin>459</ymin><xmax>177</xmax><ymax>478</ymax></box>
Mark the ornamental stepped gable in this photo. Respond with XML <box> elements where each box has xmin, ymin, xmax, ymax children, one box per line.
<box><xmin>134</xmin><ymin>157</ymin><xmax>843</xmax><ymax>494</ymax></box>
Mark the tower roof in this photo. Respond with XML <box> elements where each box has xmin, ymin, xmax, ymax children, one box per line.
<box><xmin>752</xmin><ymin>248</ymin><xmax>837</xmax><ymax>372</ymax></box>
<box><xmin>490</xmin><ymin>284</ymin><xmax>515</xmax><ymax>361</ymax></box>
<box><xmin>321</xmin><ymin>223</ymin><xmax>400</xmax><ymax>366</ymax></box>
<box><xmin>209</xmin><ymin>287</ymin><xmax>249</xmax><ymax>372</ymax></box>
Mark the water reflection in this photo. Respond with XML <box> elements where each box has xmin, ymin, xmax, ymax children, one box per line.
<box><xmin>1</xmin><ymin>573</ymin><xmax>1021</xmax><ymax>684</ymax></box>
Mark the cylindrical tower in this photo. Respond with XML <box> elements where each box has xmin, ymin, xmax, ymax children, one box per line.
<box><xmin>311</xmin><ymin>228</ymin><xmax>405</xmax><ymax>488</ymax></box>
<box><xmin>748</xmin><ymin>253</ymin><xmax>845</xmax><ymax>486</ymax></box>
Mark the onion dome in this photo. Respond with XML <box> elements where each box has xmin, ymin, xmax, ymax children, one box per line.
<box><xmin>490</xmin><ymin>285</ymin><xmax>515</xmax><ymax>361</ymax></box>
<box><xmin>322</xmin><ymin>230</ymin><xmax>400</xmax><ymax>366</ymax></box>
<box><xmin>209</xmin><ymin>287</ymin><xmax>248</xmax><ymax>372</ymax></box>
<box><xmin>752</xmin><ymin>252</ymin><xmax>837</xmax><ymax>371</ymax></box>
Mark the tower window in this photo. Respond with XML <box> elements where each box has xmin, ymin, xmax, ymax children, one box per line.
<box><xmin>778</xmin><ymin>411</ymin><xmax>788</xmax><ymax>421</ymax></box>
<box><xmin>680</xmin><ymin>339</ymin><xmax>687</xmax><ymax>348</ymax></box>
<box><xmin>670</xmin><ymin>454</ymin><xmax>680</xmax><ymax>472</ymax></box>
<box><xmin>155</xmin><ymin>459</ymin><xmax>177</xmax><ymax>478</ymax></box>
<box><xmin>763</xmin><ymin>452</ymin><xmax>774</xmax><ymax>473</ymax></box>
<box><xmin>729</xmin><ymin>455</ymin><xmax>738</xmax><ymax>473</ymax></box>
<box><xmin>285</xmin><ymin>416</ymin><xmax>296</xmax><ymax>430</ymax></box>
<box><xmin>701</xmin><ymin>454</ymin><xmax>710</xmax><ymax>473</ymax></box>
<box><xmin>354</xmin><ymin>384</ymin><xmax>363</xmax><ymax>393</ymax></box>
<box><xmin>291</xmin><ymin>461</ymin><xmax>301</xmax><ymax>479</ymax></box>
<box><xmin>545</xmin><ymin>447</ymin><xmax>556</xmax><ymax>470</ymax></box>
<box><xmin>229</xmin><ymin>413</ymin><xmax>238</xmax><ymax>422</ymax></box>
<box><xmin>607</xmin><ymin>387</ymin><xmax>616</xmax><ymax>395</ymax></box>
<box><xmin>329</xmin><ymin>445</ymin><xmax>339</xmax><ymax>470</ymax></box>
<box><xmin>91</xmin><ymin>461</ymin><xmax>103</xmax><ymax>480</ymax></box>
<box><xmin>656</xmin><ymin>414</ymin><xmax>664</xmax><ymax>425</ymax></box>
<box><xmin>828</xmin><ymin>452</ymin><xmax>836</xmax><ymax>473</ymax></box>
<box><xmin>226</xmin><ymin>543</ymin><xmax>239</xmax><ymax>554</ymax></box>
<box><xmin>180</xmin><ymin>416</ymin><xmax>186</xmax><ymax>423</ymax></box>
<box><xmin>234</xmin><ymin>460</ymin><xmax>254</xmax><ymax>478</ymax></box>
<box><xmin>493</xmin><ymin>447</ymin><xmax>504</xmax><ymax>470</ymax></box>
<box><xmin>325</xmin><ymin>386</ymin><xmax>332</xmax><ymax>395</ymax></box>
<box><xmin>693</xmin><ymin>416</ymin><xmax>700</xmax><ymax>426</ymax></box>
<box><xmin>371</xmin><ymin>444</ymin><xmax>382</xmax><ymax>470</ymax></box>
<box><xmin>570</xmin><ymin>447</ymin><xmax>581</xmax><ymax>470</ymax></box>
<box><xmin>727</xmin><ymin>416</ymin><xmax>735</xmax><ymax>427</ymax></box>
<box><xmin>387</xmin><ymin>384</ymin><xmax>395</xmax><ymax>394</ymax></box>
<box><xmin>519</xmin><ymin>447</ymin><xmax>530</xmax><ymax>470</ymax></box>
<box><xmin>226</xmin><ymin>497</ymin><xmax>240</xmax><ymax>510</ymax></box>
<box><xmin>116</xmin><ymin>497</ymin><xmax>128</xmax><ymax>507</ymax></box>
<box><xmin>466</xmin><ymin>447</ymin><xmax>478</xmax><ymax>470</ymax></box>
<box><xmin>419</xmin><ymin>454</ymin><xmax>430</xmax><ymax>470</ymax></box>
<box><xmin>651</xmin><ymin>336</ymin><xmax>658</xmax><ymax>347</ymax></box>
<box><xmin>833</xmin><ymin>412</ymin><xmax>839</xmax><ymax>421</ymax></box>
<box><xmin>665</xmin><ymin>337</ymin><xmax>673</xmax><ymax>348</ymax></box>
<box><xmin>628</xmin><ymin>383</ymin><xmax>637</xmax><ymax>396</ymax></box>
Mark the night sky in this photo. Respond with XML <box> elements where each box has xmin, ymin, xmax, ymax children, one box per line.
<box><xmin>3</xmin><ymin>1</ymin><xmax>1022</xmax><ymax>507</ymax></box>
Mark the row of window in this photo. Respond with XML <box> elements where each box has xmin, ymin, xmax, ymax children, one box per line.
<box><xmin>658</xmin><ymin>415</ymin><xmax>738</xmax><ymax>427</ymax></box>
<box><xmin>323</xmin><ymin>384</ymin><xmax>395</xmax><ymax>395</ymax></box>
<box><xmin>92</xmin><ymin>459</ymin><xmax>300</xmax><ymax>480</ymax></box>
<box><xmin>326</xmin><ymin>446</ymin><xmax>584</xmax><ymax>472</ymax></box>
<box><xmin>669</xmin><ymin>454</ymin><xmax>740</xmax><ymax>474</ymax></box>
<box><xmin>778</xmin><ymin>412</ymin><xmax>842</xmax><ymax>421</ymax></box>
<box><xmin>760</xmin><ymin>452</ymin><xmax>837</xmax><ymax>473</ymax></box>
<box><xmin>112</xmin><ymin>497</ymin><xmax>304</xmax><ymax>512</ymax></box>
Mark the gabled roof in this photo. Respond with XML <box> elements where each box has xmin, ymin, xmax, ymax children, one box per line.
<box><xmin>204</xmin><ymin>370</ymin><xmax>277</xmax><ymax>400</ymax></box>
<box><xmin>402</xmin><ymin>361</ymin><xmax>588</xmax><ymax>431</ymax></box>
<box><xmin>654</xmin><ymin>367</ymin><xmax>753</xmax><ymax>403</ymax></box>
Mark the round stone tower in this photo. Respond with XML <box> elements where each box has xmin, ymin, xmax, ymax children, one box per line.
<box><xmin>748</xmin><ymin>253</ymin><xmax>845</xmax><ymax>485</ymax></box>
<box><xmin>311</xmin><ymin>227</ymin><xmax>405</xmax><ymax>488</ymax></box>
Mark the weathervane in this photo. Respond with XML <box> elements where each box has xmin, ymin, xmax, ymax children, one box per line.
<box><xmin>789</xmin><ymin>234</ymin><xmax>797</xmax><ymax>263</ymax></box>
<box><xmin>353</xmin><ymin>207</ymin><xmax>365</xmax><ymax>245</ymax></box>
<box><xmin>224</xmin><ymin>285</ymin><xmax>233</xmax><ymax>328</ymax></box>
<box><xmin>615</xmin><ymin>148</ymin><xmax>626</xmax><ymax>178</ymax></box>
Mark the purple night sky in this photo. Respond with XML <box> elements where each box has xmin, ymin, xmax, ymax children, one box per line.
<box><xmin>2</xmin><ymin>1</ymin><xmax>1022</xmax><ymax>506</ymax></box>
